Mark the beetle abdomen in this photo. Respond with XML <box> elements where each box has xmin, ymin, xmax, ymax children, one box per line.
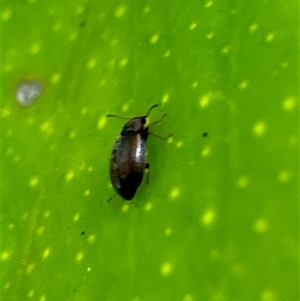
<box><xmin>110</xmin><ymin>134</ymin><xmax>147</xmax><ymax>200</ymax></box>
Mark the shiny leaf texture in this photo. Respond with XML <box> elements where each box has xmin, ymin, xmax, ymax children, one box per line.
<box><xmin>2</xmin><ymin>1</ymin><xmax>299</xmax><ymax>300</ymax></box>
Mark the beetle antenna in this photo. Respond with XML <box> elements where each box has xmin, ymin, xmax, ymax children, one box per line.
<box><xmin>106</xmin><ymin>114</ymin><xmax>132</xmax><ymax>120</ymax></box>
<box><xmin>145</xmin><ymin>104</ymin><xmax>159</xmax><ymax>117</ymax></box>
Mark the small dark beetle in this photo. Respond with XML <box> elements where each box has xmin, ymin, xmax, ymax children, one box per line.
<box><xmin>107</xmin><ymin>104</ymin><xmax>170</xmax><ymax>201</ymax></box>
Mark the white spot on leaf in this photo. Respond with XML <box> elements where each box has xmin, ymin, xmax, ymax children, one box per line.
<box><xmin>16</xmin><ymin>80</ymin><xmax>42</xmax><ymax>107</ymax></box>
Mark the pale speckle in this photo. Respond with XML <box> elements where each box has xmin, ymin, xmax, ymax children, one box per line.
<box><xmin>121</xmin><ymin>103</ymin><xmax>129</xmax><ymax>112</ymax></box>
<box><xmin>189</xmin><ymin>22</ymin><xmax>197</xmax><ymax>30</ymax></box>
<box><xmin>3</xmin><ymin>282</ymin><xmax>10</xmax><ymax>289</ymax></box>
<box><xmin>115</xmin><ymin>4</ymin><xmax>127</xmax><ymax>18</ymax></box>
<box><xmin>183</xmin><ymin>294</ymin><xmax>195</xmax><ymax>301</ymax></box>
<box><xmin>119</xmin><ymin>57</ymin><xmax>128</xmax><ymax>67</ymax></box>
<box><xmin>50</xmin><ymin>73</ymin><xmax>61</xmax><ymax>84</ymax></box>
<box><xmin>14</xmin><ymin>155</ymin><xmax>21</xmax><ymax>162</ymax></box>
<box><xmin>30</xmin><ymin>42</ymin><xmax>42</xmax><ymax>54</ymax></box>
<box><xmin>210</xmin><ymin>249</ymin><xmax>220</xmax><ymax>260</ymax></box>
<box><xmin>254</xmin><ymin>218</ymin><xmax>269</xmax><ymax>233</ymax></box>
<box><xmin>165</xmin><ymin>227</ymin><xmax>172</xmax><ymax>236</ymax></box>
<box><xmin>28</xmin><ymin>290</ymin><xmax>35</xmax><ymax>297</ymax></box>
<box><xmin>111</xmin><ymin>38</ymin><xmax>118</xmax><ymax>46</ymax></box>
<box><xmin>99</xmin><ymin>78</ymin><xmax>107</xmax><ymax>86</ymax></box>
<box><xmin>76</xmin><ymin>5</ymin><xmax>85</xmax><ymax>14</ymax></box>
<box><xmin>81</xmin><ymin>107</ymin><xmax>88</xmax><ymax>115</ymax></box>
<box><xmin>8</xmin><ymin>223</ymin><xmax>14</xmax><ymax>229</ymax></box>
<box><xmin>170</xmin><ymin>187</ymin><xmax>180</xmax><ymax>199</ymax></box>
<box><xmin>52</xmin><ymin>21</ymin><xmax>61</xmax><ymax>31</ymax></box>
<box><xmin>236</xmin><ymin>176</ymin><xmax>250</xmax><ymax>188</ymax></box>
<box><xmin>199</xmin><ymin>92</ymin><xmax>212</xmax><ymax>108</ymax></box>
<box><xmin>202</xmin><ymin>145</ymin><xmax>211</xmax><ymax>157</ymax></box>
<box><xmin>69</xmin><ymin>32</ymin><xmax>78</xmax><ymax>41</ymax></box>
<box><xmin>73</xmin><ymin>212</ymin><xmax>80</xmax><ymax>222</ymax></box>
<box><xmin>97</xmin><ymin>116</ymin><xmax>107</xmax><ymax>129</ymax></box>
<box><xmin>205</xmin><ymin>0</ymin><xmax>214</xmax><ymax>8</ymax></box>
<box><xmin>253</xmin><ymin>121</ymin><xmax>267</xmax><ymax>136</ymax></box>
<box><xmin>143</xmin><ymin>6</ymin><xmax>150</xmax><ymax>13</ymax></box>
<box><xmin>222</xmin><ymin>45</ymin><xmax>230</xmax><ymax>53</ymax></box>
<box><xmin>265</xmin><ymin>33</ymin><xmax>275</xmax><ymax>42</ymax></box>
<box><xmin>280</xmin><ymin>61</ymin><xmax>289</xmax><ymax>68</ymax></box>
<box><xmin>42</xmin><ymin>248</ymin><xmax>50</xmax><ymax>259</ymax></box>
<box><xmin>2</xmin><ymin>8</ymin><xmax>12</xmax><ymax>21</ymax></box>
<box><xmin>88</xmin><ymin>234</ymin><xmax>96</xmax><ymax>244</ymax></box>
<box><xmin>122</xmin><ymin>204</ymin><xmax>130</xmax><ymax>212</ymax></box>
<box><xmin>167</xmin><ymin>136</ymin><xmax>174</xmax><ymax>144</ymax></box>
<box><xmin>249</xmin><ymin>23</ymin><xmax>258</xmax><ymax>32</ymax></box>
<box><xmin>150</xmin><ymin>34</ymin><xmax>160</xmax><ymax>44</ymax></box>
<box><xmin>26</xmin><ymin>263</ymin><xmax>35</xmax><ymax>274</ymax></box>
<box><xmin>2</xmin><ymin>106</ymin><xmax>11</xmax><ymax>118</ymax></box>
<box><xmin>1</xmin><ymin>250</ymin><xmax>11</xmax><ymax>261</ymax></box>
<box><xmin>29</xmin><ymin>176</ymin><xmax>39</xmax><ymax>188</ymax></box>
<box><xmin>65</xmin><ymin>170</ymin><xmax>75</xmax><ymax>182</ymax></box>
<box><xmin>80</xmin><ymin>163</ymin><xmax>86</xmax><ymax>171</ymax></box>
<box><xmin>288</xmin><ymin>135</ymin><xmax>298</xmax><ymax>146</ymax></box>
<box><xmin>176</xmin><ymin>141</ymin><xmax>183</xmax><ymax>148</ymax></box>
<box><xmin>160</xmin><ymin>261</ymin><xmax>173</xmax><ymax>276</ymax></box>
<box><xmin>69</xmin><ymin>131</ymin><xmax>76</xmax><ymax>139</ymax></box>
<box><xmin>40</xmin><ymin>295</ymin><xmax>46</xmax><ymax>301</ymax></box>
<box><xmin>40</xmin><ymin>121</ymin><xmax>54</xmax><ymax>135</ymax></box>
<box><xmin>28</xmin><ymin>0</ymin><xmax>37</xmax><ymax>3</ymax></box>
<box><xmin>261</xmin><ymin>289</ymin><xmax>277</xmax><ymax>301</ymax></box>
<box><xmin>26</xmin><ymin>117</ymin><xmax>35</xmax><ymax>125</ymax></box>
<box><xmin>87</xmin><ymin>267</ymin><xmax>91</xmax><ymax>272</ymax></box>
<box><xmin>4</xmin><ymin>62</ymin><xmax>13</xmax><ymax>73</ymax></box>
<box><xmin>164</xmin><ymin>50</ymin><xmax>171</xmax><ymax>58</ymax></box>
<box><xmin>75</xmin><ymin>252</ymin><xmax>84</xmax><ymax>262</ymax></box>
<box><xmin>84</xmin><ymin>189</ymin><xmax>90</xmax><ymax>196</ymax></box>
<box><xmin>36</xmin><ymin>226</ymin><xmax>45</xmax><ymax>236</ymax></box>
<box><xmin>239</xmin><ymin>80</ymin><xmax>249</xmax><ymax>90</ymax></box>
<box><xmin>201</xmin><ymin>209</ymin><xmax>216</xmax><ymax>227</ymax></box>
<box><xmin>87</xmin><ymin>58</ymin><xmax>97</xmax><ymax>69</ymax></box>
<box><xmin>282</xmin><ymin>96</ymin><xmax>297</xmax><ymax>111</ymax></box>
<box><xmin>87</xmin><ymin>166</ymin><xmax>94</xmax><ymax>172</ymax></box>
<box><xmin>277</xmin><ymin>170</ymin><xmax>292</xmax><ymax>183</ymax></box>
<box><xmin>206</xmin><ymin>32</ymin><xmax>214</xmax><ymax>39</ymax></box>
<box><xmin>161</xmin><ymin>93</ymin><xmax>170</xmax><ymax>104</ymax></box>
<box><xmin>44</xmin><ymin>210</ymin><xmax>50</xmax><ymax>218</ymax></box>
<box><xmin>192</xmin><ymin>81</ymin><xmax>198</xmax><ymax>88</ymax></box>
<box><xmin>144</xmin><ymin>202</ymin><xmax>153</xmax><ymax>211</ymax></box>
<box><xmin>233</xmin><ymin>262</ymin><xmax>246</xmax><ymax>276</ymax></box>
<box><xmin>108</xmin><ymin>59</ymin><xmax>116</xmax><ymax>68</ymax></box>
<box><xmin>6</xmin><ymin>148</ymin><xmax>13</xmax><ymax>155</ymax></box>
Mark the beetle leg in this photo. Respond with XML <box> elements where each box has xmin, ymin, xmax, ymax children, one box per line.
<box><xmin>149</xmin><ymin>132</ymin><xmax>173</xmax><ymax>140</ymax></box>
<box><xmin>107</xmin><ymin>193</ymin><xmax>118</xmax><ymax>203</ymax></box>
<box><xmin>145</xmin><ymin>163</ymin><xmax>150</xmax><ymax>184</ymax></box>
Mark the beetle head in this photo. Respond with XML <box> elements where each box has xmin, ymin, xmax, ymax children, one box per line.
<box><xmin>121</xmin><ymin>116</ymin><xmax>146</xmax><ymax>134</ymax></box>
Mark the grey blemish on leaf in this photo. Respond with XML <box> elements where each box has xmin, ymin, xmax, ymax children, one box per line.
<box><xmin>16</xmin><ymin>80</ymin><xmax>42</xmax><ymax>107</ymax></box>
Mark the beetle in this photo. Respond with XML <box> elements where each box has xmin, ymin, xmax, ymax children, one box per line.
<box><xmin>107</xmin><ymin>104</ymin><xmax>170</xmax><ymax>201</ymax></box>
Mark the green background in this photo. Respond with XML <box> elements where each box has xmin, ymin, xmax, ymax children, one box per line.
<box><xmin>2</xmin><ymin>0</ymin><xmax>299</xmax><ymax>300</ymax></box>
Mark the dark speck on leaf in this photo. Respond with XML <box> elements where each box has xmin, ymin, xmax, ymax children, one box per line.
<box><xmin>202</xmin><ymin>132</ymin><xmax>208</xmax><ymax>137</ymax></box>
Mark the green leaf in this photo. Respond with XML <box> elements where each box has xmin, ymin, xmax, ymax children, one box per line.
<box><xmin>2</xmin><ymin>1</ymin><xmax>298</xmax><ymax>300</ymax></box>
